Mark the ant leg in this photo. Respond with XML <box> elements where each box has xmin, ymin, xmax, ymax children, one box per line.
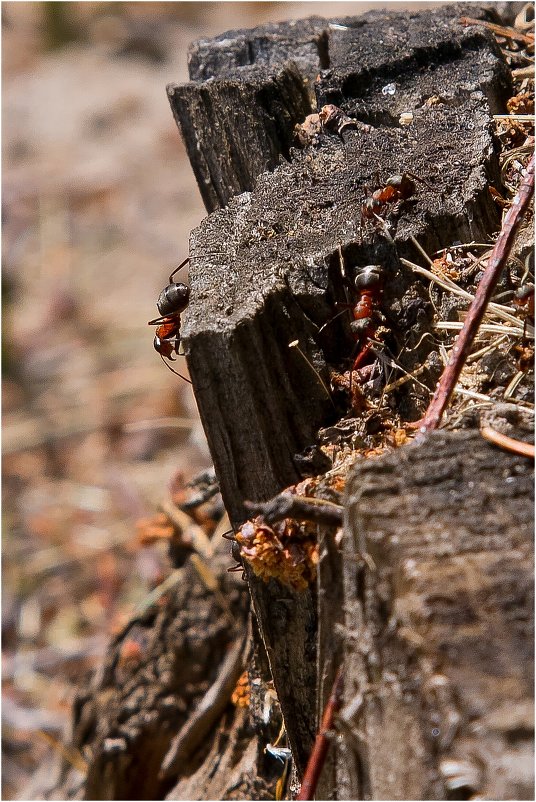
<box><xmin>352</xmin><ymin>341</ymin><xmax>374</xmax><ymax>373</ymax></box>
<box><xmin>405</xmin><ymin>171</ymin><xmax>435</xmax><ymax>191</ymax></box>
<box><xmin>160</xmin><ymin>354</ymin><xmax>192</xmax><ymax>383</ymax></box>
<box><xmin>148</xmin><ymin>315</ymin><xmax>169</xmax><ymax>326</ymax></box>
<box><xmin>168</xmin><ymin>258</ymin><xmax>190</xmax><ymax>284</ymax></box>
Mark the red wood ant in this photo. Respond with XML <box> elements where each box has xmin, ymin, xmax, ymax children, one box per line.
<box><xmin>513</xmin><ymin>282</ymin><xmax>535</xmax><ymax>320</ymax></box>
<box><xmin>513</xmin><ymin>282</ymin><xmax>534</xmax><ymax>370</ymax></box>
<box><xmin>362</xmin><ymin>172</ymin><xmax>424</xmax><ymax>220</ymax></box>
<box><xmin>349</xmin><ymin>265</ymin><xmax>385</xmax><ymax>372</ymax></box>
<box><xmin>148</xmin><ymin>258</ymin><xmax>191</xmax><ymax>382</ymax></box>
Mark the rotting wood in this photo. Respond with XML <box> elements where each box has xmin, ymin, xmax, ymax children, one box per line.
<box><xmin>181</xmin><ymin>4</ymin><xmax>511</xmax><ymax>523</ymax></box>
<box><xmin>341</xmin><ymin>427</ymin><xmax>534</xmax><ymax>800</ymax></box>
<box><xmin>171</xmin><ymin>4</ymin><xmax>511</xmax><ymax>213</ymax></box>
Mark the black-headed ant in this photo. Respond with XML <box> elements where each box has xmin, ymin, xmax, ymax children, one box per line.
<box><xmin>222</xmin><ymin>529</ymin><xmax>246</xmax><ymax>578</ymax></box>
<box><xmin>361</xmin><ymin>172</ymin><xmax>430</xmax><ymax>221</ymax></box>
<box><xmin>513</xmin><ymin>282</ymin><xmax>535</xmax><ymax>321</ymax></box>
<box><xmin>349</xmin><ymin>265</ymin><xmax>385</xmax><ymax>372</ymax></box>
<box><xmin>512</xmin><ymin>282</ymin><xmax>534</xmax><ymax>371</ymax></box>
<box><xmin>148</xmin><ymin>258</ymin><xmax>191</xmax><ymax>382</ymax></box>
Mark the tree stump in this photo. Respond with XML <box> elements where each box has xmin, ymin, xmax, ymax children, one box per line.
<box><xmin>43</xmin><ymin>5</ymin><xmax>533</xmax><ymax>800</ymax></box>
<box><xmin>172</xmin><ymin>2</ymin><xmax>516</xmax><ymax>781</ymax></box>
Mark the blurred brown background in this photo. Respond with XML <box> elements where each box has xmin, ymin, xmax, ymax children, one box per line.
<box><xmin>2</xmin><ymin>2</ymin><xmax>437</xmax><ymax>797</ymax></box>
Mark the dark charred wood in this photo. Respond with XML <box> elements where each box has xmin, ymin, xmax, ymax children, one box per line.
<box><xmin>40</xmin><ymin>534</ymin><xmax>252</xmax><ymax>801</ymax></box>
<box><xmin>170</xmin><ymin>3</ymin><xmax>511</xmax><ymax>213</ymax></box>
<box><xmin>168</xmin><ymin>62</ymin><xmax>313</xmax><ymax>212</ymax></box>
<box><xmin>187</xmin><ymin>16</ymin><xmax>330</xmax><ymax>84</ymax></box>
<box><xmin>244</xmin><ymin>493</ymin><xmax>343</xmax><ymax>527</ymax></box>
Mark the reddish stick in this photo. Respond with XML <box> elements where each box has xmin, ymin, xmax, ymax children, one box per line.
<box><xmin>459</xmin><ymin>16</ymin><xmax>535</xmax><ymax>45</ymax></box>
<box><xmin>480</xmin><ymin>426</ymin><xmax>535</xmax><ymax>459</ymax></box>
<box><xmin>297</xmin><ymin>669</ymin><xmax>344</xmax><ymax>801</ymax></box>
<box><xmin>417</xmin><ymin>155</ymin><xmax>535</xmax><ymax>432</ymax></box>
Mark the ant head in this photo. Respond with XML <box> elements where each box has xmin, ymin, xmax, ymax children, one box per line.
<box><xmin>514</xmin><ymin>283</ymin><xmax>534</xmax><ymax>303</ymax></box>
<box><xmin>157</xmin><ymin>282</ymin><xmax>190</xmax><ymax>317</ymax></box>
<box><xmin>386</xmin><ymin>173</ymin><xmax>415</xmax><ymax>197</ymax></box>
<box><xmin>355</xmin><ymin>265</ymin><xmax>383</xmax><ymax>290</ymax></box>
<box><xmin>154</xmin><ymin>335</ymin><xmax>175</xmax><ymax>358</ymax></box>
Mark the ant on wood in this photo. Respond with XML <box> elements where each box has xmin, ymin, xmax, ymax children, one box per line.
<box><xmin>513</xmin><ymin>282</ymin><xmax>535</xmax><ymax>321</ymax></box>
<box><xmin>222</xmin><ymin>529</ymin><xmax>246</xmax><ymax>579</ymax></box>
<box><xmin>361</xmin><ymin>172</ymin><xmax>430</xmax><ymax>221</ymax></box>
<box><xmin>148</xmin><ymin>258</ymin><xmax>191</xmax><ymax>382</ymax></box>
<box><xmin>512</xmin><ymin>282</ymin><xmax>534</xmax><ymax>371</ymax></box>
<box><xmin>349</xmin><ymin>265</ymin><xmax>385</xmax><ymax>372</ymax></box>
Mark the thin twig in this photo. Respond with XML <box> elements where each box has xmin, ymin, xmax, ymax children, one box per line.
<box><xmin>504</xmin><ymin>370</ymin><xmax>526</xmax><ymax>399</ymax></box>
<box><xmin>289</xmin><ymin>340</ymin><xmax>335</xmax><ymax>406</ymax></box>
<box><xmin>160</xmin><ymin>634</ymin><xmax>247</xmax><ymax>779</ymax></box>
<box><xmin>401</xmin><ymin>258</ymin><xmax>524</xmax><ymax>326</ymax></box>
<box><xmin>416</xmin><ymin>155</ymin><xmax>534</xmax><ymax>432</ymax></box>
<box><xmin>459</xmin><ymin>16</ymin><xmax>535</xmax><ymax>45</ymax></box>
<box><xmin>410</xmin><ymin>234</ymin><xmax>435</xmax><ymax>267</ymax></box>
<box><xmin>36</xmin><ymin>731</ymin><xmax>88</xmax><ymax>774</ymax></box>
<box><xmin>123</xmin><ymin>417</ymin><xmax>194</xmax><ymax>432</ymax></box>
<box><xmin>512</xmin><ymin>66</ymin><xmax>536</xmax><ymax>80</ymax></box>
<box><xmin>297</xmin><ymin>668</ymin><xmax>344</xmax><ymax>801</ymax></box>
<box><xmin>480</xmin><ymin>426</ymin><xmax>535</xmax><ymax>459</ymax></box>
<box><xmin>382</xmin><ymin>361</ymin><xmax>429</xmax><ymax>394</ymax></box>
<box><xmin>454</xmin><ymin>388</ymin><xmax>494</xmax><ymax>402</ymax></box>
<box><xmin>160</xmin><ymin>499</ymin><xmax>214</xmax><ymax>558</ymax></box>
<box><xmin>493</xmin><ymin>114</ymin><xmax>535</xmax><ymax>121</ymax></box>
<box><xmin>465</xmin><ymin>334</ymin><xmax>510</xmax><ymax>363</ymax></box>
<box><xmin>434</xmin><ymin>321</ymin><xmax>526</xmax><ymax>337</ymax></box>
<box><xmin>244</xmin><ymin>493</ymin><xmax>343</xmax><ymax>527</ymax></box>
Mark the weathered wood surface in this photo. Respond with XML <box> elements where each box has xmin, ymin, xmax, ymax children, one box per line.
<box><xmin>174</xmin><ymin>3</ymin><xmax>513</xmax><ymax>777</ymax></box>
<box><xmin>341</xmin><ymin>426</ymin><xmax>534</xmax><ymax>800</ymax></box>
<box><xmin>169</xmin><ymin>3</ymin><xmax>510</xmax><ymax>211</ymax></box>
<box><xmin>168</xmin><ymin>62</ymin><xmax>312</xmax><ymax>212</ymax></box>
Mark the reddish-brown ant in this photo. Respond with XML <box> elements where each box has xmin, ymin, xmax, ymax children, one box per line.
<box><xmin>513</xmin><ymin>282</ymin><xmax>535</xmax><ymax>320</ymax></box>
<box><xmin>349</xmin><ymin>265</ymin><xmax>385</xmax><ymax>372</ymax></box>
<box><xmin>148</xmin><ymin>258</ymin><xmax>191</xmax><ymax>381</ymax></box>
<box><xmin>362</xmin><ymin>172</ymin><xmax>428</xmax><ymax>220</ymax></box>
<box><xmin>512</xmin><ymin>282</ymin><xmax>534</xmax><ymax>370</ymax></box>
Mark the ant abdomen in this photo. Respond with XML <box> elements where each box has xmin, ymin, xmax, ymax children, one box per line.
<box><xmin>157</xmin><ymin>282</ymin><xmax>190</xmax><ymax>317</ymax></box>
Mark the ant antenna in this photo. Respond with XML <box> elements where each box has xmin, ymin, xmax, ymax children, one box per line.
<box><xmin>160</xmin><ymin>353</ymin><xmax>192</xmax><ymax>383</ymax></box>
<box><xmin>317</xmin><ymin>307</ymin><xmax>351</xmax><ymax>334</ymax></box>
<box><xmin>405</xmin><ymin>171</ymin><xmax>436</xmax><ymax>192</ymax></box>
